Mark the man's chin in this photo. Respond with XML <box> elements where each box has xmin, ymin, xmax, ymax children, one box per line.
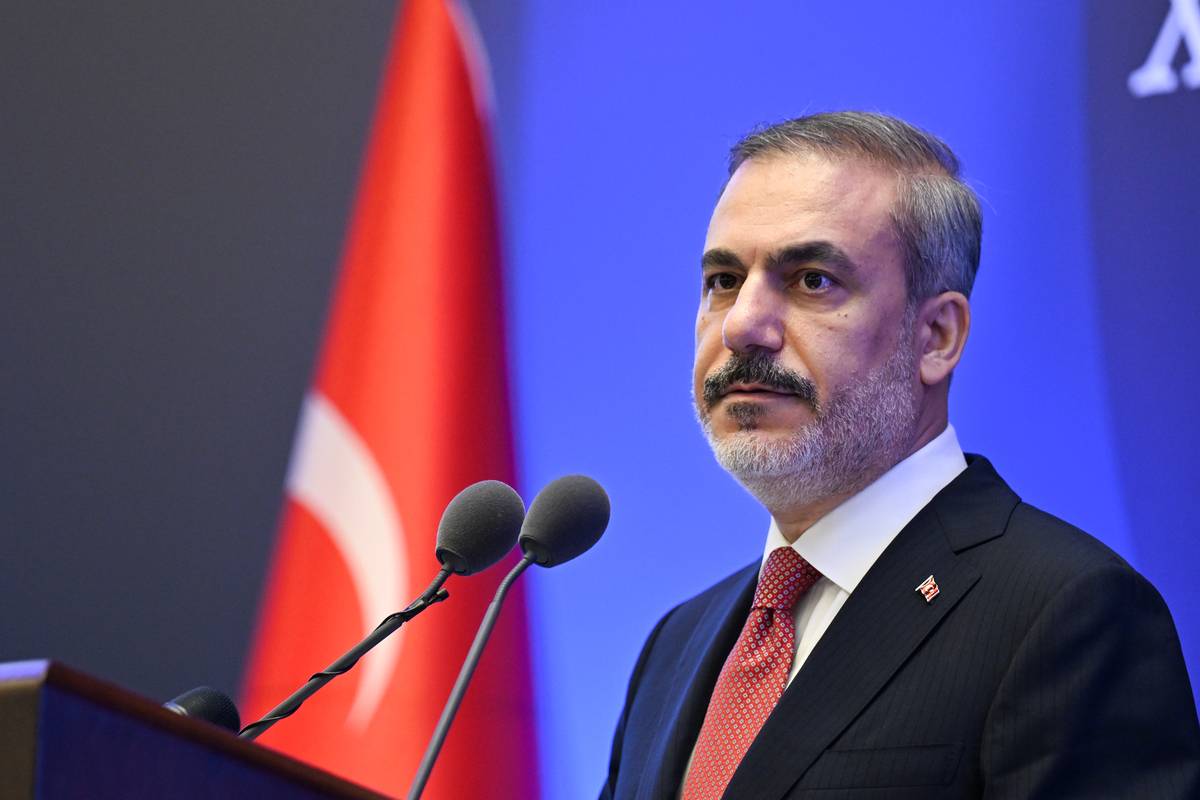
<box><xmin>708</xmin><ymin>418</ymin><xmax>812</xmax><ymax>442</ymax></box>
<box><xmin>705</xmin><ymin>428</ymin><xmax>806</xmax><ymax>477</ymax></box>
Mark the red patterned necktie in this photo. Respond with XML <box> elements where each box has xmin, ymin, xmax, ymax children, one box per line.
<box><xmin>681</xmin><ymin>547</ymin><xmax>822</xmax><ymax>800</ymax></box>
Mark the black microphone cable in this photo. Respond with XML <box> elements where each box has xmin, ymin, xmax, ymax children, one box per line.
<box><xmin>238</xmin><ymin>479</ymin><xmax>525</xmax><ymax>741</ymax></box>
<box><xmin>238</xmin><ymin>568</ymin><xmax>451</xmax><ymax>741</ymax></box>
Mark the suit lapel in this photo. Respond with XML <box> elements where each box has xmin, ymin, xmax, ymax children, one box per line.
<box><xmin>642</xmin><ymin>563</ymin><xmax>757</xmax><ymax>800</ymax></box>
<box><xmin>722</xmin><ymin>455</ymin><xmax>1017</xmax><ymax>799</ymax></box>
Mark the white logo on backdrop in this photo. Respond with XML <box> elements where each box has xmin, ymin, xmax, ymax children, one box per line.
<box><xmin>1129</xmin><ymin>0</ymin><xmax>1200</xmax><ymax>97</ymax></box>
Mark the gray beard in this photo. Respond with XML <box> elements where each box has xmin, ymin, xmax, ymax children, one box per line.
<box><xmin>695</xmin><ymin>335</ymin><xmax>920</xmax><ymax>513</ymax></box>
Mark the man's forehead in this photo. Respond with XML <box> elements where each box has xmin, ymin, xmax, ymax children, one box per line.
<box><xmin>715</xmin><ymin>153</ymin><xmax>895</xmax><ymax>216</ymax></box>
<box><xmin>705</xmin><ymin>153</ymin><xmax>899</xmax><ymax>256</ymax></box>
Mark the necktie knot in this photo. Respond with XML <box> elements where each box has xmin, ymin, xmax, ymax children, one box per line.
<box><xmin>753</xmin><ymin>547</ymin><xmax>822</xmax><ymax>613</ymax></box>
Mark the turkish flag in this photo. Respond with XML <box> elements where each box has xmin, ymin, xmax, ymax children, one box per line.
<box><xmin>240</xmin><ymin>1</ymin><xmax>538</xmax><ymax>796</ymax></box>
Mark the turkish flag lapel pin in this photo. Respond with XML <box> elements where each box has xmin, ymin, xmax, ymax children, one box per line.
<box><xmin>915</xmin><ymin>574</ymin><xmax>940</xmax><ymax>603</ymax></box>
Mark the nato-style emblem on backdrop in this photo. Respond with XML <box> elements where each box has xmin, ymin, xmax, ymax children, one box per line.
<box><xmin>1129</xmin><ymin>0</ymin><xmax>1200</xmax><ymax>97</ymax></box>
<box><xmin>915</xmin><ymin>575</ymin><xmax>940</xmax><ymax>604</ymax></box>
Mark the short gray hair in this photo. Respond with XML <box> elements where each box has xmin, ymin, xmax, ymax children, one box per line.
<box><xmin>729</xmin><ymin>112</ymin><xmax>982</xmax><ymax>301</ymax></box>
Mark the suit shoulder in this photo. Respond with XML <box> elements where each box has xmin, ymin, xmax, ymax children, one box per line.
<box><xmin>965</xmin><ymin>499</ymin><xmax>1172</xmax><ymax>622</ymax></box>
<box><xmin>629</xmin><ymin>560</ymin><xmax>757</xmax><ymax>662</ymax></box>
<box><xmin>1002</xmin><ymin>500</ymin><xmax>1132</xmax><ymax>572</ymax></box>
<box><xmin>948</xmin><ymin>456</ymin><xmax>1144</xmax><ymax>591</ymax></box>
<box><xmin>615</xmin><ymin>561</ymin><xmax>757</xmax><ymax>721</ymax></box>
<box><xmin>661</xmin><ymin>560</ymin><xmax>758</xmax><ymax>622</ymax></box>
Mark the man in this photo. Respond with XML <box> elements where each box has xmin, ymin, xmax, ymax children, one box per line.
<box><xmin>600</xmin><ymin>112</ymin><xmax>1200</xmax><ymax>799</ymax></box>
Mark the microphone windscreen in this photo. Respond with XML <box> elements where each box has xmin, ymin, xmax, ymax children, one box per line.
<box><xmin>519</xmin><ymin>475</ymin><xmax>610</xmax><ymax>568</ymax></box>
<box><xmin>435</xmin><ymin>480</ymin><xmax>525</xmax><ymax>575</ymax></box>
<box><xmin>164</xmin><ymin>686</ymin><xmax>241</xmax><ymax>732</ymax></box>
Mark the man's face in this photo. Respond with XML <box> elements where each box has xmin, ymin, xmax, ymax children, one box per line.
<box><xmin>693</xmin><ymin>152</ymin><xmax>921</xmax><ymax>511</ymax></box>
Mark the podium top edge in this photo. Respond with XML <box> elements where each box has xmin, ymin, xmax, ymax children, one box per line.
<box><xmin>0</xmin><ymin>660</ymin><xmax>392</xmax><ymax>800</ymax></box>
<box><xmin>0</xmin><ymin>659</ymin><xmax>51</xmax><ymax>683</ymax></box>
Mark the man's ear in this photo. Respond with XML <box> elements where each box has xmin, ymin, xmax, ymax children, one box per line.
<box><xmin>916</xmin><ymin>291</ymin><xmax>970</xmax><ymax>386</ymax></box>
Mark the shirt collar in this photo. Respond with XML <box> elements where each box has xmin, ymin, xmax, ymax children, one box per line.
<box><xmin>762</xmin><ymin>424</ymin><xmax>967</xmax><ymax>594</ymax></box>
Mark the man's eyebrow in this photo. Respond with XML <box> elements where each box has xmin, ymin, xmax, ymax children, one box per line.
<box><xmin>700</xmin><ymin>248</ymin><xmax>745</xmax><ymax>271</ymax></box>
<box><xmin>701</xmin><ymin>243</ymin><xmax>861</xmax><ymax>276</ymax></box>
<box><xmin>766</xmin><ymin>242</ymin><xmax>861</xmax><ymax>276</ymax></box>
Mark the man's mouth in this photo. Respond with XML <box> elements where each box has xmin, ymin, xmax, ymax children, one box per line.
<box><xmin>700</xmin><ymin>353</ymin><xmax>819</xmax><ymax>411</ymax></box>
<box><xmin>721</xmin><ymin>382</ymin><xmax>798</xmax><ymax>398</ymax></box>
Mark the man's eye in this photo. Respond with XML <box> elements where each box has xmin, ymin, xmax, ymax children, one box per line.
<box><xmin>799</xmin><ymin>271</ymin><xmax>832</xmax><ymax>291</ymax></box>
<box><xmin>705</xmin><ymin>273</ymin><xmax>740</xmax><ymax>291</ymax></box>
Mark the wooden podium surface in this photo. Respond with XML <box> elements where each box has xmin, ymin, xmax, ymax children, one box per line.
<box><xmin>0</xmin><ymin>660</ymin><xmax>392</xmax><ymax>800</ymax></box>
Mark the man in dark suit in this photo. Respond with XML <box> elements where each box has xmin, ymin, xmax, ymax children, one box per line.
<box><xmin>600</xmin><ymin>112</ymin><xmax>1200</xmax><ymax>799</ymax></box>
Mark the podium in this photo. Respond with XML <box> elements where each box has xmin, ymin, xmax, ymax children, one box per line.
<box><xmin>0</xmin><ymin>660</ymin><xmax>391</xmax><ymax>799</ymax></box>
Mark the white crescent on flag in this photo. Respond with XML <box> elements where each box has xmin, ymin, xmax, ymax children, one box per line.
<box><xmin>285</xmin><ymin>391</ymin><xmax>409</xmax><ymax>731</ymax></box>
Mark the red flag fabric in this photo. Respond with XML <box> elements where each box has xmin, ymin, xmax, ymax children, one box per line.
<box><xmin>240</xmin><ymin>1</ymin><xmax>538</xmax><ymax>796</ymax></box>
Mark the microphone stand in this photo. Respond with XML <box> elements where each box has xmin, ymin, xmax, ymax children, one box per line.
<box><xmin>406</xmin><ymin>553</ymin><xmax>535</xmax><ymax>799</ymax></box>
<box><xmin>239</xmin><ymin>566</ymin><xmax>453</xmax><ymax>741</ymax></box>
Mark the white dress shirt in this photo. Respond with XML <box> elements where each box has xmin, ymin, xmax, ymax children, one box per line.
<box><xmin>678</xmin><ymin>426</ymin><xmax>967</xmax><ymax>795</ymax></box>
<box><xmin>764</xmin><ymin>424</ymin><xmax>967</xmax><ymax>683</ymax></box>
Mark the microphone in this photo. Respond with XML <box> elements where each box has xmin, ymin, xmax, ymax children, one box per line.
<box><xmin>518</xmin><ymin>474</ymin><xmax>610</xmax><ymax>567</ymax></box>
<box><xmin>238</xmin><ymin>479</ymin><xmax>525</xmax><ymax>741</ymax></box>
<box><xmin>164</xmin><ymin>686</ymin><xmax>241</xmax><ymax>733</ymax></box>
<box><xmin>407</xmin><ymin>475</ymin><xmax>610</xmax><ymax>799</ymax></box>
<box><xmin>436</xmin><ymin>480</ymin><xmax>527</xmax><ymax>575</ymax></box>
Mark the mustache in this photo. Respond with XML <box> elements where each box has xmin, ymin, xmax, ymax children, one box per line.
<box><xmin>702</xmin><ymin>353</ymin><xmax>818</xmax><ymax>410</ymax></box>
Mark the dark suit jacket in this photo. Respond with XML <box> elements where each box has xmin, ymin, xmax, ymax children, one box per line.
<box><xmin>601</xmin><ymin>456</ymin><xmax>1200</xmax><ymax>798</ymax></box>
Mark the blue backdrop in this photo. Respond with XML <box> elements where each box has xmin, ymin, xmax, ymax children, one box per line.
<box><xmin>471</xmin><ymin>1</ymin><xmax>1199</xmax><ymax>796</ymax></box>
<box><xmin>0</xmin><ymin>2</ymin><xmax>1195</xmax><ymax>798</ymax></box>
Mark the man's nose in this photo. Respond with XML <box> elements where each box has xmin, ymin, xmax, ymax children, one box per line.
<box><xmin>721</xmin><ymin>275</ymin><xmax>784</xmax><ymax>354</ymax></box>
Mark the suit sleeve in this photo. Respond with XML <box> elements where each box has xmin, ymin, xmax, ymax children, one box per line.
<box><xmin>981</xmin><ymin>559</ymin><xmax>1200</xmax><ymax>798</ymax></box>
<box><xmin>598</xmin><ymin>608</ymin><xmax>676</xmax><ymax>800</ymax></box>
